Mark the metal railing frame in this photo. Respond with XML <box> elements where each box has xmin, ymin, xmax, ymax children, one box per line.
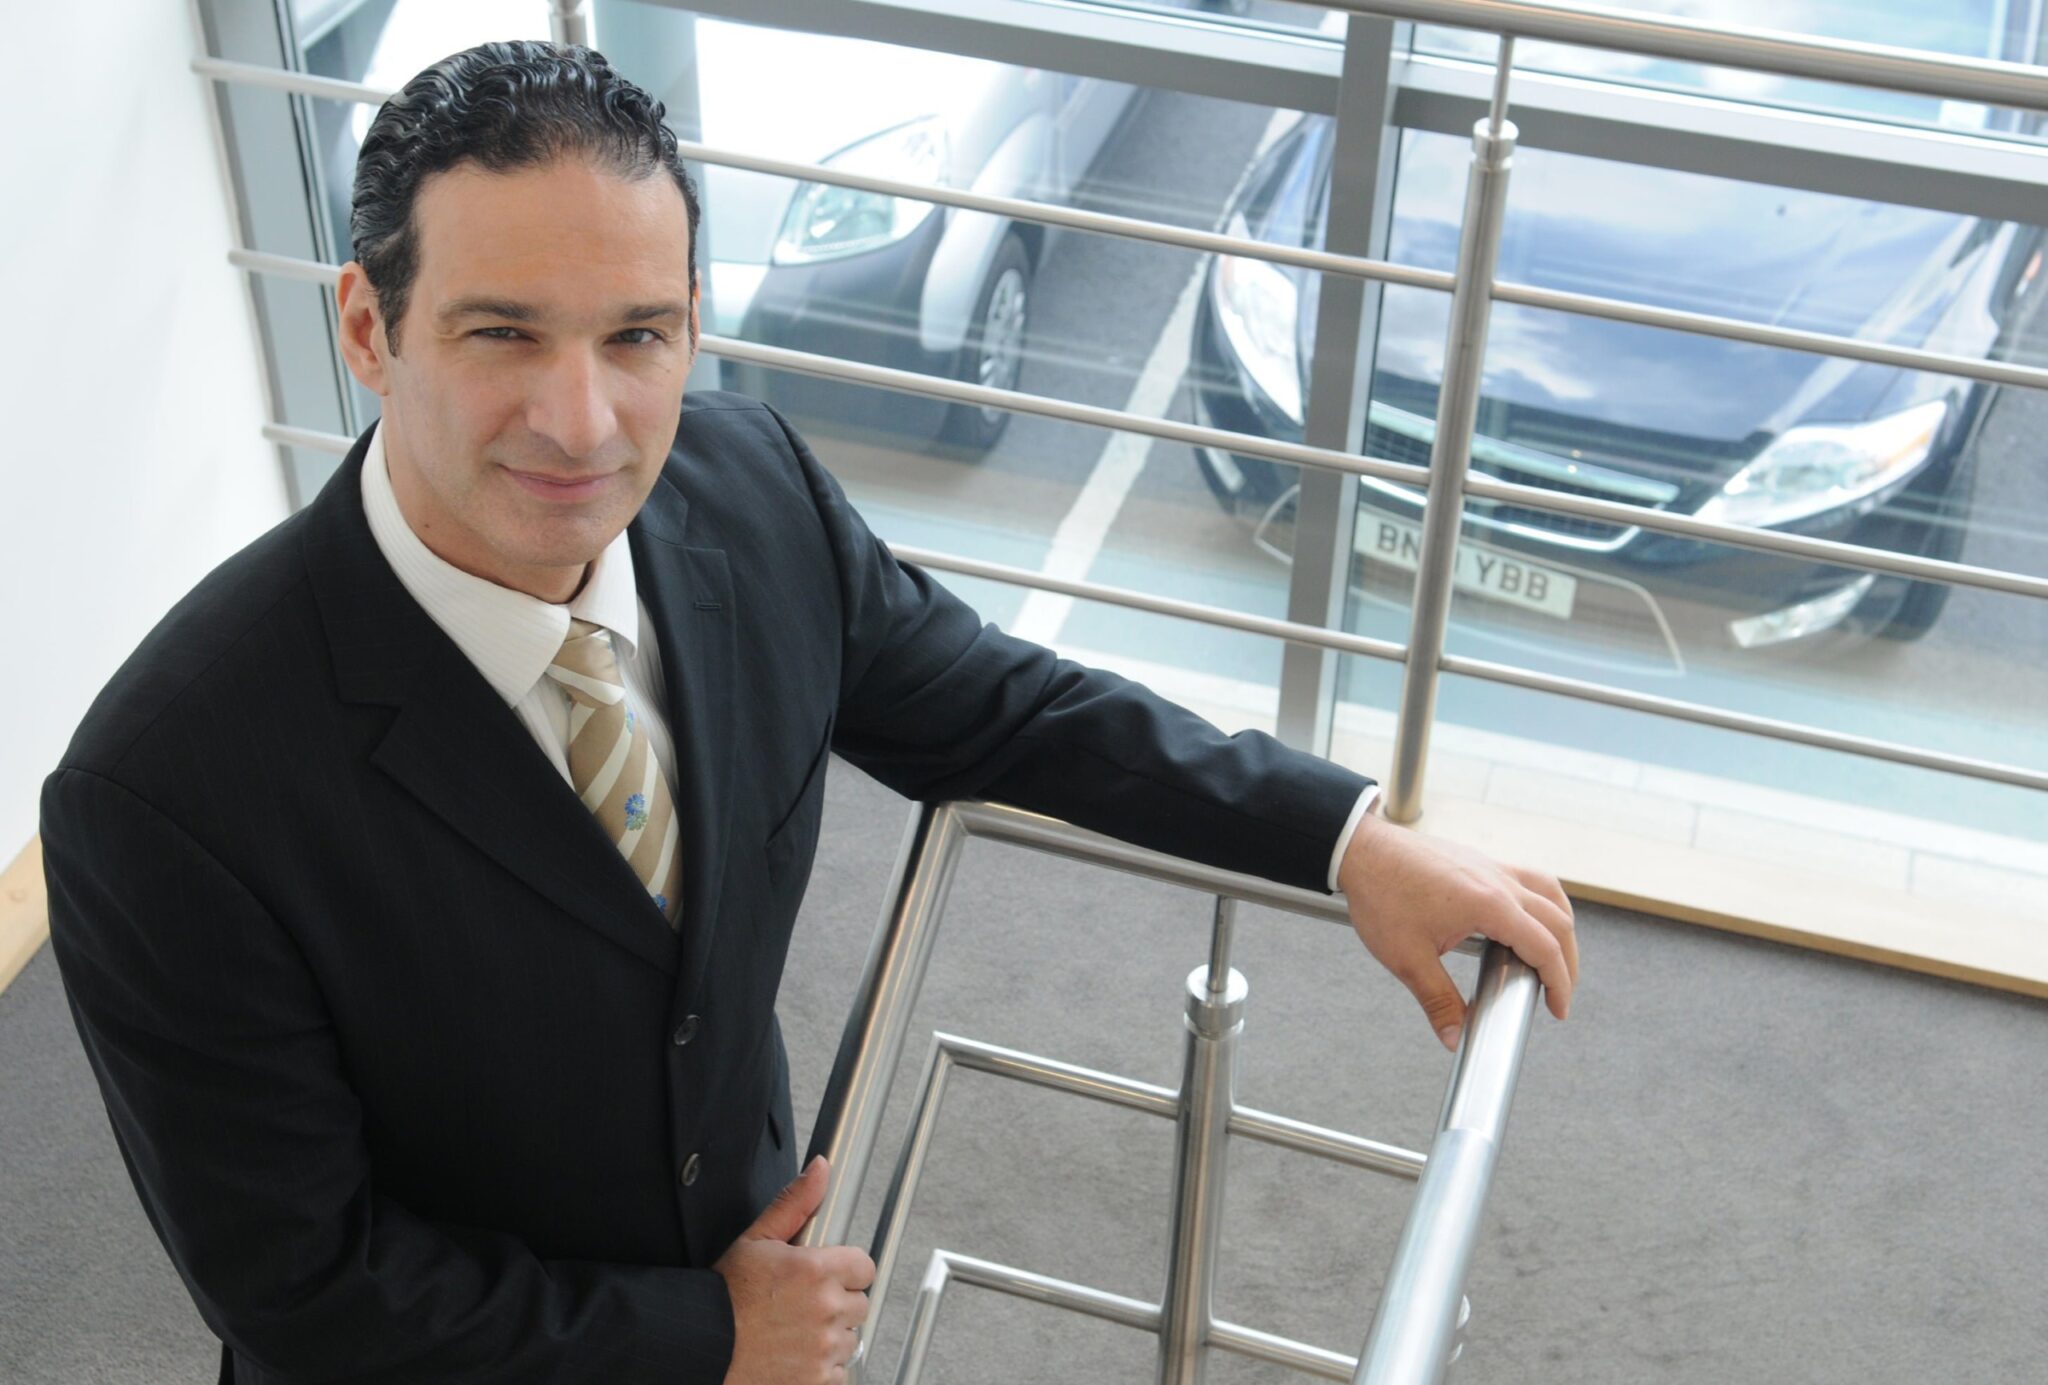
<box><xmin>795</xmin><ymin>797</ymin><xmax>1538</xmax><ymax>1385</ymax></box>
<box><xmin>203</xmin><ymin>10</ymin><xmax>2048</xmax><ymax>798</ymax></box>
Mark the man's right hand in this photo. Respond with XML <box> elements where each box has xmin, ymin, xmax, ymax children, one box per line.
<box><xmin>715</xmin><ymin>1155</ymin><xmax>876</xmax><ymax>1385</ymax></box>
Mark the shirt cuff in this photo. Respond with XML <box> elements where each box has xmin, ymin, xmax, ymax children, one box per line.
<box><xmin>1328</xmin><ymin>783</ymin><xmax>1382</xmax><ymax>893</ymax></box>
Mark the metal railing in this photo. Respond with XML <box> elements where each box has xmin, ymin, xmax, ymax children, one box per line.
<box><xmin>197</xmin><ymin>0</ymin><xmax>2048</xmax><ymax>815</ymax></box>
<box><xmin>797</xmin><ymin>797</ymin><xmax>1539</xmax><ymax>1384</ymax></box>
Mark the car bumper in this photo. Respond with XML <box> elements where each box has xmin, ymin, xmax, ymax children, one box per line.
<box><xmin>1185</xmin><ymin>326</ymin><xmax>1930</xmax><ymax>669</ymax></box>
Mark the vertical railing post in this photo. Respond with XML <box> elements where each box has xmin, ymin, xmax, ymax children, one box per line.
<box><xmin>1384</xmin><ymin>44</ymin><xmax>1521</xmax><ymax>823</ymax></box>
<box><xmin>549</xmin><ymin>0</ymin><xmax>592</xmax><ymax>47</ymax></box>
<box><xmin>1155</xmin><ymin>897</ymin><xmax>1247</xmax><ymax>1384</ymax></box>
<box><xmin>801</xmin><ymin>802</ymin><xmax>968</xmax><ymax>1382</ymax></box>
<box><xmin>1276</xmin><ymin>14</ymin><xmax>1404</xmax><ymax>756</ymax></box>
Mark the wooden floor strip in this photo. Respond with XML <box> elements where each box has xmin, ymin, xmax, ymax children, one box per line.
<box><xmin>1</xmin><ymin>836</ymin><xmax>49</xmax><ymax>997</ymax></box>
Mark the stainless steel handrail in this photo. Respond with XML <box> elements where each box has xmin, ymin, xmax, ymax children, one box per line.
<box><xmin>803</xmin><ymin>798</ymin><xmax>1532</xmax><ymax>1385</ymax></box>
<box><xmin>1353</xmin><ymin>944</ymin><xmax>1540</xmax><ymax>1383</ymax></box>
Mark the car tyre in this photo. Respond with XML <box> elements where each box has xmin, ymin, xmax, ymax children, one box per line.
<box><xmin>938</xmin><ymin>231</ymin><xmax>1031</xmax><ymax>457</ymax></box>
<box><xmin>1873</xmin><ymin>574</ymin><xmax>1953</xmax><ymax>640</ymax></box>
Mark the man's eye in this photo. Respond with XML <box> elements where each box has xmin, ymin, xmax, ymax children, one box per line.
<box><xmin>474</xmin><ymin>327</ymin><xmax>525</xmax><ymax>341</ymax></box>
<box><xmin>615</xmin><ymin>328</ymin><xmax>662</xmax><ymax>345</ymax></box>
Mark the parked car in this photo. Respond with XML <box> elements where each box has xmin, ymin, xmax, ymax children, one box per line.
<box><xmin>324</xmin><ymin>1</ymin><xmax>1143</xmax><ymax>456</ymax></box>
<box><xmin>1188</xmin><ymin>110</ymin><xmax>2043</xmax><ymax>669</ymax></box>
<box><xmin>687</xmin><ymin>17</ymin><xmax>1136</xmax><ymax>454</ymax></box>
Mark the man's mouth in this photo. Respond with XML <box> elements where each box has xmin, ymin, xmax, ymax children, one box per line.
<box><xmin>505</xmin><ymin>467</ymin><xmax>613</xmax><ymax>502</ymax></box>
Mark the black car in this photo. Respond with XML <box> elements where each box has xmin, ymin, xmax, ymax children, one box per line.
<box><xmin>1188</xmin><ymin>114</ymin><xmax>2043</xmax><ymax>673</ymax></box>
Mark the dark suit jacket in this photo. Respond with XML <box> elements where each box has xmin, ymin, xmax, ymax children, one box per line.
<box><xmin>39</xmin><ymin>391</ymin><xmax>1372</xmax><ymax>1383</ymax></box>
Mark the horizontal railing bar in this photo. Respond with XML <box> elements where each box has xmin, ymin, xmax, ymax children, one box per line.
<box><xmin>707</xmin><ymin>335</ymin><xmax>1432</xmax><ymax>487</ymax></box>
<box><xmin>935</xmin><ymin>1031</ymin><xmax>1428</xmax><ymax>1175</ymax></box>
<box><xmin>939</xmin><ymin>1033</ymin><xmax>1181</xmax><ymax>1119</ymax></box>
<box><xmin>1393</xmin><ymin>51</ymin><xmax>2048</xmax><ymax>229</ymax></box>
<box><xmin>1436</xmin><ymin>652</ymin><xmax>2048</xmax><ymax>792</ymax></box>
<box><xmin>928</xmin><ymin>1250</ymin><xmax>1371</xmax><ymax>1380</ymax></box>
<box><xmin>668</xmin><ymin>0</ymin><xmax>1346</xmax><ymax>117</ymax></box>
<box><xmin>238</xmin><ymin>243</ymin><xmax>2048</xmax><ymax>604</ymax></box>
<box><xmin>1337</xmin><ymin>0</ymin><xmax>2048</xmax><ymax>111</ymax></box>
<box><xmin>191</xmin><ymin>54</ymin><xmax>388</xmax><ymax>105</ymax></box>
<box><xmin>934</xmin><ymin>1249</ymin><xmax>1163</xmax><ymax>1333</ymax></box>
<box><xmin>1210</xmin><ymin>1318</ymin><xmax>1360</xmax><ymax>1381</ymax></box>
<box><xmin>1493</xmin><ymin>279</ymin><xmax>2048</xmax><ymax>395</ymax></box>
<box><xmin>229</xmin><ymin>247</ymin><xmax>345</xmax><ymax>286</ymax></box>
<box><xmin>947</xmin><ymin>802</ymin><xmax>1486</xmax><ymax>956</ymax></box>
<box><xmin>705</xmin><ymin>338</ymin><xmax>2048</xmax><ymax>605</ymax></box>
<box><xmin>251</xmin><ymin>419</ymin><xmax>2048</xmax><ymax>794</ymax></box>
<box><xmin>1230</xmin><ymin>1106</ymin><xmax>1427</xmax><ymax>1179</ymax></box>
<box><xmin>259</xmin><ymin>422</ymin><xmax>354</xmax><ymax>454</ymax></box>
<box><xmin>194</xmin><ymin>55</ymin><xmax>1444</xmax><ymax>291</ymax></box>
<box><xmin>892</xmin><ymin>544</ymin><xmax>1410</xmax><ymax>664</ymax></box>
<box><xmin>1451</xmin><ymin>476</ymin><xmax>2048</xmax><ymax>602</ymax></box>
<box><xmin>667</xmin><ymin>136</ymin><xmax>1452</xmax><ymax>291</ymax></box>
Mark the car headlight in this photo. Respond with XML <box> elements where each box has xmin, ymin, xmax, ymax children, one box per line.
<box><xmin>1211</xmin><ymin>212</ymin><xmax>1303</xmax><ymax>423</ymax></box>
<box><xmin>1694</xmin><ymin>398</ymin><xmax>1947</xmax><ymax>528</ymax></box>
<box><xmin>773</xmin><ymin>116</ymin><xmax>949</xmax><ymax>266</ymax></box>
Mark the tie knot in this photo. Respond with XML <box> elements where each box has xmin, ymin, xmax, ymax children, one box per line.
<box><xmin>547</xmin><ymin>617</ymin><xmax>625</xmax><ymax>708</ymax></box>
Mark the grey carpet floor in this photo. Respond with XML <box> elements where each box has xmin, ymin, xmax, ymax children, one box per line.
<box><xmin>4</xmin><ymin>757</ymin><xmax>2043</xmax><ymax>1382</ymax></box>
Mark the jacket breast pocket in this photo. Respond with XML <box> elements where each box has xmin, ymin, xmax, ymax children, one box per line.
<box><xmin>763</xmin><ymin>719</ymin><xmax>832</xmax><ymax>883</ymax></box>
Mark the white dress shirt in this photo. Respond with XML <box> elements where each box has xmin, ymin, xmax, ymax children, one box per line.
<box><xmin>360</xmin><ymin>423</ymin><xmax>679</xmax><ymax>795</ymax></box>
<box><xmin>360</xmin><ymin>420</ymin><xmax>1378</xmax><ymax>893</ymax></box>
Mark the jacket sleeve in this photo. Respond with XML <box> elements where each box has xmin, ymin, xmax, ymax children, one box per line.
<box><xmin>763</xmin><ymin>403</ymin><xmax>1375</xmax><ymax>896</ymax></box>
<box><xmin>40</xmin><ymin>766</ymin><xmax>735</xmax><ymax>1385</ymax></box>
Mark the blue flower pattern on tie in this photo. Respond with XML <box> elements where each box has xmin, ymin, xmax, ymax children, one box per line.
<box><xmin>625</xmin><ymin>708</ymin><xmax>636</xmax><ymax>732</ymax></box>
<box><xmin>654</xmin><ymin>892</ymin><xmax>669</xmax><ymax>913</ymax></box>
<box><xmin>624</xmin><ymin>793</ymin><xmax>649</xmax><ymax>830</ymax></box>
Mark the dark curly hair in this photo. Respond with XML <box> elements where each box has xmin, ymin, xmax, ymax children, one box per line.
<box><xmin>350</xmin><ymin>39</ymin><xmax>701</xmax><ymax>355</ymax></box>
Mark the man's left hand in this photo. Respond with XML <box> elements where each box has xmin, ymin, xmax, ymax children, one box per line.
<box><xmin>1336</xmin><ymin>801</ymin><xmax>1578</xmax><ymax>1051</ymax></box>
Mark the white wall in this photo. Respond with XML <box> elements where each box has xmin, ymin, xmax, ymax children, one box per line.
<box><xmin>0</xmin><ymin>0</ymin><xmax>289</xmax><ymax>856</ymax></box>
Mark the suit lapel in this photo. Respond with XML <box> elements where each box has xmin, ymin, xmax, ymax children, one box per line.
<box><xmin>627</xmin><ymin>471</ymin><xmax>737</xmax><ymax>1004</ymax></box>
<box><xmin>302</xmin><ymin>425</ymin><xmax>688</xmax><ymax>975</ymax></box>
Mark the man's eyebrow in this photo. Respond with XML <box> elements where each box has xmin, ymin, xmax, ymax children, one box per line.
<box><xmin>436</xmin><ymin>297</ymin><xmax>539</xmax><ymax>325</ymax></box>
<box><xmin>433</xmin><ymin>299</ymin><xmax>688</xmax><ymax>326</ymax></box>
<box><xmin>620</xmin><ymin>302</ymin><xmax>690</xmax><ymax>323</ymax></box>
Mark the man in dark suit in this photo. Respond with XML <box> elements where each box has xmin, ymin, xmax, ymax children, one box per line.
<box><xmin>39</xmin><ymin>41</ymin><xmax>1576</xmax><ymax>1385</ymax></box>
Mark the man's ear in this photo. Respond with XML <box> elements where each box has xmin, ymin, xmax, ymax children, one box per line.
<box><xmin>335</xmin><ymin>262</ymin><xmax>392</xmax><ymax>395</ymax></box>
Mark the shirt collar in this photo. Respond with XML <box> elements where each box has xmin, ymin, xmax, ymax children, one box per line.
<box><xmin>360</xmin><ymin>420</ymin><xmax>643</xmax><ymax>706</ymax></box>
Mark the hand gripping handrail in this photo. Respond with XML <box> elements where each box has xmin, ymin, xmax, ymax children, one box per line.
<box><xmin>797</xmin><ymin>798</ymin><xmax>1541</xmax><ymax>1384</ymax></box>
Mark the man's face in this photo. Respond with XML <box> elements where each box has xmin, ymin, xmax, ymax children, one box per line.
<box><xmin>336</xmin><ymin>155</ymin><xmax>699</xmax><ymax>601</ymax></box>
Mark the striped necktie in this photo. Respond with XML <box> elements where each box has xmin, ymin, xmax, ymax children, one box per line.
<box><xmin>545</xmin><ymin>618</ymin><xmax>682</xmax><ymax>929</ymax></box>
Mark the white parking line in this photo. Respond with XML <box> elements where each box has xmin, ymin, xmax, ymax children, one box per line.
<box><xmin>1009</xmin><ymin>107</ymin><xmax>1298</xmax><ymax>648</ymax></box>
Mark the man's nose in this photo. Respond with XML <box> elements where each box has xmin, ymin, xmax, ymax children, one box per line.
<box><xmin>525</xmin><ymin>346</ymin><xmax>618</xmax><ymax>461</ymax></box>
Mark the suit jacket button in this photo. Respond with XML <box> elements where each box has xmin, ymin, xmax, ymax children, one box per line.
<box><xmin>679</xmin><ymin>1153</ymin><xmax>702</xmax><ymax>1187</ymax></box>
<box><xmin>672</xmin><ymin>1015</ymin><xmax>701</xmax><ymax>1047</ymax></box>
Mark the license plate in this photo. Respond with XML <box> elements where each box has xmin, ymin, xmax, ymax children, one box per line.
<box><xmin>1359</xmin><ymin>515</ymin><xmax>1578</xmax><ymax>620</ymax></box>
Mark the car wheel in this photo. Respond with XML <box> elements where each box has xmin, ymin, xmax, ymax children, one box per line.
<box><xmin>938</xmin><ymin>231</ymin><xmax>1031</xmax><ymax>456</ymax></box>
<box><xmin>1862</xmin><ymin>398</ymin><xmax>1985</xmax><ymax>640</ymax></box>
<box><xmin>1872</xmin><ymin>573</ymin><xmax>1953</xmax><ymax>640</ymax></box>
